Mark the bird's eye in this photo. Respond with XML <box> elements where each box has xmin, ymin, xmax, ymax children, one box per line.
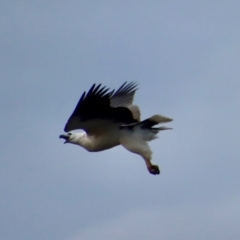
<box><xmin>68</xmin><ymin>133</ymin><xmax>72</xmax><ymax>135</ymax></box>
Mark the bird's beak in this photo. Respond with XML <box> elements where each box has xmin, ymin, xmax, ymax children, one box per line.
<box><xmin>59</xmin><ymin>134</ymin><xmax>70</xmax><ymax>144</ymax></box>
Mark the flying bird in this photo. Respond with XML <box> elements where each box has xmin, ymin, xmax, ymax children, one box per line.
<box><xmin>59</xmin><ymin>82</ymin><xmax>172</xmax><ymax>175</ymax></box>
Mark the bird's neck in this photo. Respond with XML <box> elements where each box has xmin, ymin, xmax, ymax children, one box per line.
<box><xmin>76</xmin><ymin>133</ymin><xmax>93</xmax><ymax>150</ymax></box>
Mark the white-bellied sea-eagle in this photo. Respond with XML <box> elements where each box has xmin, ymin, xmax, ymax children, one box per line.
<box><xmin>59</xmin><ymin>82</ymin><xmax>172</xmax><ymax>175</ymax></box>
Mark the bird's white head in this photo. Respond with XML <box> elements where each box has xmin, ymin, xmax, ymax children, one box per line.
<box><xmin>59</xmin><ymin>132</ymin><xmax>85</xmax><ymax>146</ymax></box>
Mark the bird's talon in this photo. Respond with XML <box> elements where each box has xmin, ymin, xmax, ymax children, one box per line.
<box><xmin>148</xmin><ymin>165</ymin><xmax>160</xmax><ymax>175</ymax></box>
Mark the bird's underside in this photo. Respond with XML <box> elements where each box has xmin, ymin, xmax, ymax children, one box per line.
<box><xmin>59</xmin><ymin>82</ymin><xmax>173</xmax><ymax>175</ymax></box>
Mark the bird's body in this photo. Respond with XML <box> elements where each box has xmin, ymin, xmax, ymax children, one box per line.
<box><xmin>60</xmin><ymin>82</ymin><xmax>172</xmax><ymax>175</ymax></box>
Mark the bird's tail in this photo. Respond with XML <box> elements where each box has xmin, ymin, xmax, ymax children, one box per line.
<box><xmin>138</xmin><ymin>114</ymin><xmax>172</xmax><ymax>129</ymax></box>
<box><xmin>140</xmin><ymin>115</ymin><xmax>173</xmax><ymax>141</ymax></box>
<box><xmin>120</xmin><ymin>114</ymin><xmax>173</xmax><ymax>136</ymax></box>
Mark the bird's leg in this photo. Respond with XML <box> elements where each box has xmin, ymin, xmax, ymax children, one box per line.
<box><xmin>144</xmin><ymin>158</ymin><xmax>160</xmax><ymax>175</ymax></box>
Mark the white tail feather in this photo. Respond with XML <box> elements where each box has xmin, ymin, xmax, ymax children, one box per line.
<box><xmin>149</xmin><ymin>114</ymin><xmax>173</xmax><ymax>124</ymax></box>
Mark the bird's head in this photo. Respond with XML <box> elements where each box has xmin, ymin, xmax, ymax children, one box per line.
<box><xmin>59</xmin><ymin>132</ymin><xmax>79</xmax><ymax>145</ymax></box>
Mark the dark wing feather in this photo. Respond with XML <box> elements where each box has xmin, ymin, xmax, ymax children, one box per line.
<box><xmin>110</xmin><ymin>81</ymin><xmax>138</xmax><ymax>107</ymax></box>
<box><xmin>64</xmin><ymin>83</ymin><xmax>138</xmax><ymax>132</ymax></box>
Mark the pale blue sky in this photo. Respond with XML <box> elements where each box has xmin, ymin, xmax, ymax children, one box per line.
<box><xmin>1</xmin><ymin>1</ymin><xmax>240</xmax><ymax>240</ymax></box>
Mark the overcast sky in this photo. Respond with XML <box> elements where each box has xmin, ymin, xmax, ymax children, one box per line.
<box><xmin>1</xmin><ymin>1</ymin><xmax>240</xmax><ymax>240</ymax></box>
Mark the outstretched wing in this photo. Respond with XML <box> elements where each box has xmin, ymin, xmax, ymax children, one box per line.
<box><xmin>64</xmin><ymin>82</ymin><xmax>138</xmax><ymax>133</ymax></box>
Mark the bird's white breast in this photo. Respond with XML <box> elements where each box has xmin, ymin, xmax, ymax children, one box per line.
<box><xmin>79</xmin><ymin>131</ymin><xmax>120</xmax><ymax>152</ymax></box>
